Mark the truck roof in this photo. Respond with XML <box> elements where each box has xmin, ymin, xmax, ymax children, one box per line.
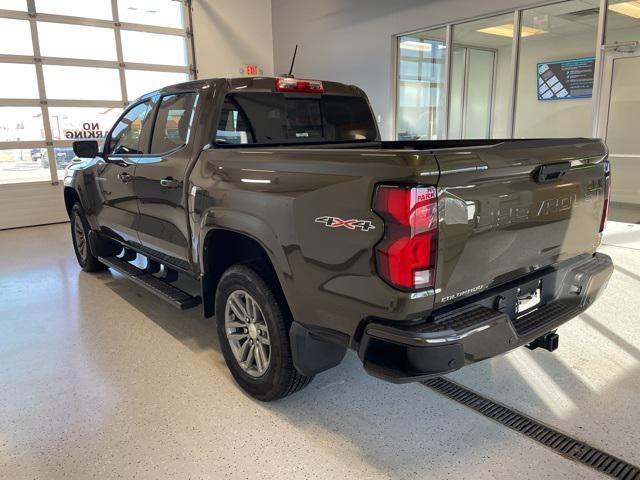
<box><xmin>133</xmin><ymin>76</ymin><xmax>368</xmax><ymax>103</ymax></box>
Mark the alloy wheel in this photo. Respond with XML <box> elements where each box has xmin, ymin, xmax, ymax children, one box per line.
<box><xmin>73</xmin><ymin>212</ymin><xmax>88</xmax><ymax>260</ymax></box>
<box><xmin>224</xmin><ymin>289</ymin><xmax>271</xmax><ymax>377</ymax></box>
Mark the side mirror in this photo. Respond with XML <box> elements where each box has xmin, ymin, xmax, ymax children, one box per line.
<box><xmin>73</xmin><ymin>140</ymin><xmax>99</xmax><ymax>158</ymax></box>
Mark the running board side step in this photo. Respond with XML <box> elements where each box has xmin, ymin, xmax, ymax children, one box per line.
<box><xmin>99</xmin><ymin>256</ymin><xmax>201</xmax><ymax>310</ymax></box>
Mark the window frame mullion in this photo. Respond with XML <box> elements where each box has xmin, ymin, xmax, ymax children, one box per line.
<box><xmin>112</xmin><ymin>0</ymin><xmax>129</xmax><ymax>106</ymax></box>
<box><xmin>506</xmin><ymin>9</ymin><xmax>522</xmax><ymax>139</ymax></box>
<box><xmin>183</xmin><ymin>0</ymin><xmax>198</xmax><ymax>80</ymax></box>
<box><xmin>442</xmin><ymin>24</ymin><xmax>453</xmax><ymax>140</ymax></box>
<box><xmin>27</xmin><ymin>0</ymin><xmax>58</xmax><ymax>185</ymax></box>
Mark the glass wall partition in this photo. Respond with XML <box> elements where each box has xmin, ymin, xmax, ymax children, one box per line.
<box><xmin>396</xmin><ymin>27</ymin><xmax>447</xmax><ymax>140</ymax></box>
<box><xmin>449</xmin><ymin>13</ymin><xmax>514</xmax><ymax>139</ymax></box>
<box><xmin>514</xmin><ymin>0</ymin><xmax>599</xmax><ymax>138</ymax></box>
<box><xmin>0</xmin><ymin>0</ymin><xmax>193</xmax><ymax>185</ymax></box>
<box><xmin>607</xmin><ymin>0</ymin><xmax>640</xmax><ymax>42</ymax></box>
<box><xmin>601</xmin><ymin>2</ymin><xmax>640</xmax><ymax>205</ymax></box>
<box><xmin>395</xmin><ymin>0</ymin><xmax>640</xmax><ymax>214</ymax></box>
<box><xmin>395</xmin><ymin>0</ymin><xmax>607</xmax><ymax>141</ymax></box>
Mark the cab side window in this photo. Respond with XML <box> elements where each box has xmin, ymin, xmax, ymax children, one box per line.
<box><xmin>109</xmin><ymin>100</ymin><xmax>155</xmax><ymax>155</ymax></box>
<box><xmin>150</xmin><ymin>93</ymin><xmax>198</xmax><ymax>154</ymax></box>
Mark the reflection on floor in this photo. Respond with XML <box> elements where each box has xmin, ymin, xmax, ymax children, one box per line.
<box><xmin>0</xmin><ymin>222</ymin><xmax>638</xmax><ymax>479</ymax></box>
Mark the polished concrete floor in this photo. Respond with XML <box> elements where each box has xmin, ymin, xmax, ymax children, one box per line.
<box><xmin>610</xmin><ymin>202</ymin><xmax>640</xmax><ymax>224</ymax></box>
<box><xmin>0</xmin><ymin>221</ymin><xmax>638</xmax><ymax>479</ymax></box>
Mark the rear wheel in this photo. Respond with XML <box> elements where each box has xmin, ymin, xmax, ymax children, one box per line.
<box><xmin>215</xmin><ymin>264</ymin><xmax>313</xmax><ymax>401</ymax></box>
<box><xmin>70</xmin><ymin>203</ymin><xmax>107</xmax><ymax>272</ymax></box>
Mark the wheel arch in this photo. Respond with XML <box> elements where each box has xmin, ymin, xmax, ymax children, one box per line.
<box><xmin>63</xmin><ymin>186</ymin><xmax>81</xmax><ymax>218</ymax></box>
<box><xmin>200</xmin><ymin>228</ymin><xmax>293</xmax><ymax>321</ymax></box>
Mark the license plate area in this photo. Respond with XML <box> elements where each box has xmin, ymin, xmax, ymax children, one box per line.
<box><xmin>516</xmin><ymin>287</ymin><xmax>541</xmax><ymax>315</ymax></box>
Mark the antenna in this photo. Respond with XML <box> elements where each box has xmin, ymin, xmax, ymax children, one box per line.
<box><xmin>285</xmin><ymin>45</ymin><xmax>298</xmax><ymax>78</ymax></box>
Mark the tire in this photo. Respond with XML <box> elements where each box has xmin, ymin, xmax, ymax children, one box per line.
<box><xmin>70</xmin><ymin>203</ymin><xmax>107</xmax><ymax>273</ymax></box>
<box><xmin>215</xmin><ymin>264</ymin><xmax>313</xmax><ymax>401</ymax></box>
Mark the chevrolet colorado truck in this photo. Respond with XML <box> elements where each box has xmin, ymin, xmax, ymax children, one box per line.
<box><xmin>64</xmin><ymin>76</ymin><xmax>613</xmax><ymax>401</ymax></box>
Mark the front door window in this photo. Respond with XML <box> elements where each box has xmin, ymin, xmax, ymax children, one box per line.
<box><xmin>110</xmin><ymin>101</ymin><xmax>156</xmax><ymax>155</ymax></box>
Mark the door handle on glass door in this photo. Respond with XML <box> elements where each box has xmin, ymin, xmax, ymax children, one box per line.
<box><xmin>160</xmin><ymin>177</ymin><xmax>180</xmax><ymax>188</ymax></box>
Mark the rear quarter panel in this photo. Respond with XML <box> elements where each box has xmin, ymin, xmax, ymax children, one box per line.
<box><xmin>189</xmin><ymin>148</ymin><xmax>439</xmax><ymax>341</ymax></box>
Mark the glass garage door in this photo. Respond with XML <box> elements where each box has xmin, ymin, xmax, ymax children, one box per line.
<box><xmin>0</xmin><ymin>0</ymin><xmax>193</xmax><ymax>186</ymax></box>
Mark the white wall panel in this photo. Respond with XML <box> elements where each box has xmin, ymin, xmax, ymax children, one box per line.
<box><xmin>0</xmin><ymin>183</ymin><xmax>67</xmax><ymax>230</ymax></box>
<box><xmin>192</xmin><ymin>0</ymin><xmax>274</xmax><ymax>78</ymax></box>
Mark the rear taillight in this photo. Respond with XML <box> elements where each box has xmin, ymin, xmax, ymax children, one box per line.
<box><xmin>275</xmin><ymin>77</ymin><xmax>324</xmax><ymax>93</ymax></box>
<box><xmin>600</xmin><ymin>159</ymin><xmax>611</xmax><ymax>233</ymax></box>
<box><xmin>373</xmin><ymin>185</ymin><xmax>438</xmax><ymax>291</ymax></box>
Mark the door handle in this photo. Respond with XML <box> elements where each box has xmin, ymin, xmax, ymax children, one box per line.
<box><xmin>160</xmin><ymin>176</ymin><xmax>181</xmax><ymax>189</ymax></box>
<box><xmin>118</xmin><ymin>172</ymin><xmax>132</xmax><ymax>184</ymax></box>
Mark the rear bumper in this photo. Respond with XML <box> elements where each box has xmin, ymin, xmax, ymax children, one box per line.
<box><xmin>358</xmin><ymin>253</ymin><xmax>613</xmax><ymax>383</ymax></box>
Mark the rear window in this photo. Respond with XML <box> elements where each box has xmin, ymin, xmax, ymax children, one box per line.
<box><xmin>215</xmin><ymin>93</ymin><xmax>377</xmax><ymax>146</ymax></box>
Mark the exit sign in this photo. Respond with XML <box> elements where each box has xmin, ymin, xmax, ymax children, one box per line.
<box><xmin>242</xmin><ymin>64</ymin><xmax>260</xmax><ymax>76</ymax></box>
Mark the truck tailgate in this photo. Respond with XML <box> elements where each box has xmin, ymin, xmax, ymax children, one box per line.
<box><xmin>433</xmin><ymin>138</ymin><xmax>608</xmax><ymax>307</ymax></box>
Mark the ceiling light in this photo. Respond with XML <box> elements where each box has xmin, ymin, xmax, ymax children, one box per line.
<box><xmin>477</xmin><ymin>24</ymin><xmax>546</xmax><ymax>38</ymax></box>
<box><xmin>400</xmin><ymin>40</ymin><xmax>434</xmax><ymax>52</ymax></box>
<box><xmin>609</xmin><ymin>1</ymin><xmax>640</xmax><ymax>19</ymax></box>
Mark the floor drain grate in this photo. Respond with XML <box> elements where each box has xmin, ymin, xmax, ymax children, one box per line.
<box><xmin>423</xmin><ymin>377</ymin><xmax>640</xmax><ymax>479</ymax></box>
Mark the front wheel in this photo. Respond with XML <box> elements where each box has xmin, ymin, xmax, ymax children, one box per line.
<box><xmin>215</xmin><ymin>264</ymin><xmax>313</xmax><ymax>401</ymax></box>
<box><xmin>70</xmin><ymin>203</ymin><xmax>107</xmax><ymax>272</ymax></box>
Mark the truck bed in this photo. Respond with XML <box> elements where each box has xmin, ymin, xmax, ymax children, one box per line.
<box><xmin>201</xmin><ymin>137</ymin><xmax>608</xmax><ymax>311</ymax></box>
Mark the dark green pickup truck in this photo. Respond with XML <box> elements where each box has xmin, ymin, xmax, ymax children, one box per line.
<box><xmin>63</xmin><ymin>76</ymin><xmax>613</xmax><ymax>400</ymax></box>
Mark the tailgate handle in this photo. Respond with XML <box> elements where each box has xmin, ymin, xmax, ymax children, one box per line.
<box><xmin>534</xmin><ymin>162</ymin><xmax>570</xmax><ymax>183</ymax></box>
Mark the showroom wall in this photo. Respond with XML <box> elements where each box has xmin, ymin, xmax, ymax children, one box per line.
<box><xmin>192</xmin><ymin>0</ymin><xmax>274</xmax><ymax>78</ymax></box>
<box><xmin>271</xmin><ymin>0</ymin><xmax>536</xmax><ymax>140</ymax></box>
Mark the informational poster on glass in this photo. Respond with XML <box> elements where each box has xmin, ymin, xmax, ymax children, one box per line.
<box><xmin>537</xmin><ymin>57</ymin><xmax>595</xmax><ymax>100</ymax></box>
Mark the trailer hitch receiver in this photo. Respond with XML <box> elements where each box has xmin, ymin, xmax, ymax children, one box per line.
<box><xmin>526</xmin><ymin>332</ymin><xmax>559</xmax><ymax>352</ymax></box>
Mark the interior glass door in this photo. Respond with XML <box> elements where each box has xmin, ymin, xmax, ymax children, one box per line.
<box><xmin>599</xmin><ymin>52</ymin><xmax>640</xmax><ymax>207</ymax></box>
<box><xmin>448</xmin><ymin>46</ymin><xmax>496</xmax><ymax>139</ymax></box>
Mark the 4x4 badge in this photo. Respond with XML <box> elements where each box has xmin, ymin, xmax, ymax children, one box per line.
<box><xmin>315</xmin><ymin>216</ymin><xmax>375</xmax><ymax>231</ymax></box>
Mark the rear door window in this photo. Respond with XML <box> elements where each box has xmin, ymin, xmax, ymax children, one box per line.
<box><xmin>215</xmin><ymin>93</ymin><xmax>377</xmax><ymax>145</ymax></box>
<box><xmin>149</xmin><ymin>92</ymin><xmax>198</xmax><ymax>154</ymax></box>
